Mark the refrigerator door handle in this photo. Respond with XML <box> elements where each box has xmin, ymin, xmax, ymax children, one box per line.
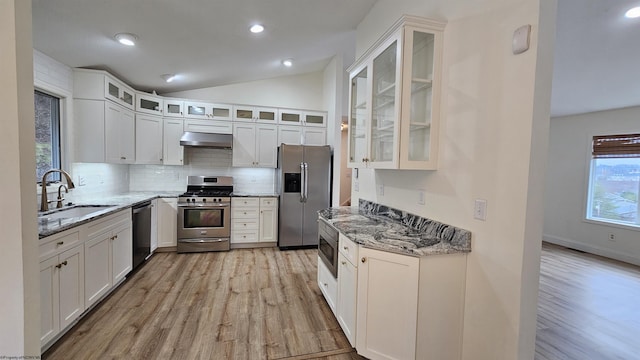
<box><xmin>303</xmin><ymin>162</ymin><xmax>309</xmax><ymax>203</ymax></box>
<box><xmin>300</xmin><ymin>162</ymin><xmax>305</xmax><ymax>202</ymax></box>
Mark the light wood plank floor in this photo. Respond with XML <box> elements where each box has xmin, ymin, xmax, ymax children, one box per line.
<box><xmin>44</xmin><ymin>248</ymin><xmax>364</xmax><ymax>360</ymax></box>
<box><xmin>536</xmin><ymin>243</ymin><xmax>640</xmax><ymax>360</ymax></box>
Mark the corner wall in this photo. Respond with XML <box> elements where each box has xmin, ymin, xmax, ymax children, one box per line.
<box><xmin>351</xmin><ymin>0</ymin><xmax>554</xmax><ymax>358</ymax></box>
<box><xmin>544</xmin><ymin>106</ymin><xmax>640</xmax><ymax>266</ymax></box>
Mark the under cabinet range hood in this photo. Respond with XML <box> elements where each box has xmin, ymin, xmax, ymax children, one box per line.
<box><xmin>179</xmin><ymin>132</ymin><xmax>233</xmax><ymax>149</ymax></box>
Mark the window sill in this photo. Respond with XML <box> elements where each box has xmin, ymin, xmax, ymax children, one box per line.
<box><xmin>583</xmin><ymin>217</ymin><xmax>640</xmax><ymax>232</ymax></box>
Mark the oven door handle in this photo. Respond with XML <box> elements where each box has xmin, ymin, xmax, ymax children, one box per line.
<box><xmin>178</xmin><ymin>238</ymin><xmax>228</xmax><ymax>243</ymax></box>
<box><xmin>177</xmin><ymin>203</ymin><xmax>230</xmax><ymax>208</ymax></box>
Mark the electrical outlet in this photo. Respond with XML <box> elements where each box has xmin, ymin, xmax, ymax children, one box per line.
<box><xmin>354</xmin><ymin>181</ymin><xmax>359</xmax><ymax>192</ymax></box>
<box><xmin>608</xmin><ymin>233</ymin><xmax>616</xmax><ymax>241</ymax></box>
<box><xmin>377</xmin><ymin>184</ymin><xmax>384</xmax><ymax>196</ymax></box>
<box><xmin>474</xmin><ymin>199</ymin><xmax>487</xmax><ymax>221</ymax></box>
<box><xmin>418</xmin><ymin>190</ymin><xmax>425</xmax><ymax>205</ymax></box>
<box><xmin>77</xmin><ymin>175</ymin><xmax>86</xmax><ymax>186</ymax></box>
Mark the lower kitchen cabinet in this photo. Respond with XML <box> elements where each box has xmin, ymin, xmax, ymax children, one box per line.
<box><xmin>40</xmin><ymin>242</ymin><xmax>84</xmax><ymax>347</ymax></box>
<box><xmin>231</xmin><ymin>197</ymin><xmax>278</xmax><ymax>247</ymax></box>
<box><xmin>84</xmin><ymin>210</ymin><xmax>132</xmax><ymax>308</ymax></box>
<box><xmin>336</xmin><ymin>239</ymin><xmax>358</xmax><ymax>347</ymax></box>
<box><xmin>317</xmin><ymin>256</ymin><xmax>338</xmax><ymax>314</ymax></box>
<box><xmin>157</xmin><ymin>197</ymin><xmax>178</xmax><ymax>248</ymax></box>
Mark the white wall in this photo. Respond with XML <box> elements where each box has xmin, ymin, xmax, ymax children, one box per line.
<box><xmin>164</xmin><ymin>71</ymin><xmax>325</xmax><ymax>110</ymax></box>
<box><xmin>544</xmin><ymin>106</ymin><xmax>640</xmax><ymax>266</ymax></box>
<box><xmin>323</xmin><ymin>55</ymin><xmax>343</xmax><ymax>206</ymax></box>
<box><xmin>351</xmin><ymin>0</ymin><xmax>555</xmax><ymax>359</ymax></box>
<box><xmin>0</xmin><ymin>0</ymin><xmax>39</xmax><ymax>355</ymax></box>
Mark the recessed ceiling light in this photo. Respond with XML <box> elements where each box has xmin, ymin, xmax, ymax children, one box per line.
<box><xmin>114</xmin><ymin>33</ymin><xmax>137</xmax><ymax>46</ymax></box>
<box><xmin>162</xmin><ymin>74</ymin><xmax>177</xmax><ymax>83</ymax></box>
<box><xmin>626</xmin><ymin>7</ymin><xmax>640</xmax><ymax>18</ymax></box>
<box><xmin>250</xmin><ymin>24</ymin><xmax>264</xmax><ymax>33</ymax></box>
<box><xmin>282</xmin><ymin>59</ymin><xmax>293</xmax><ymax>67</ymax></box>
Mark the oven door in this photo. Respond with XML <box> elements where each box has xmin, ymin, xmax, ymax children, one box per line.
<box><xmin>318</xmin><ymin>220</ymin><xmax>338</xmax><ymax>278</ymax></box>
<box><xmin>177</xmin><ymin>203</ymin><xmax>231</xmax><ymax>239</ymax></box>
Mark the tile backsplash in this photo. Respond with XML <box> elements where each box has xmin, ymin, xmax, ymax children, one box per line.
<box><xmin>68</xmin><ymin>148</ymin><xmax>277</xmax><ymax>199</ymax></box>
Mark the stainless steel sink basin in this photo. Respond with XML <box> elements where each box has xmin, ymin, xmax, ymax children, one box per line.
<box><xmin>39</xmin><ymin>205</ymin><xmax>116</xmax><ymax>220</ymax></box>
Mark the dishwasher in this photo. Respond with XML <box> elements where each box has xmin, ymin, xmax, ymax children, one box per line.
<box><xmin>132</xmin><ymin>201</ymin><xmax>152</xmax><ymax>270</ymax></box>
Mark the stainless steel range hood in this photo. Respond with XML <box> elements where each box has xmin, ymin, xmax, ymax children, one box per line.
<box><xmin>180</xmin><ymin>132</ymin><xmax>233</xmax><ymax>149</ymax></box>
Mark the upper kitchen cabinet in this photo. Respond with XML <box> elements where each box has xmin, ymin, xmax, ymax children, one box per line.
<box><xmin>136</xmin><ymin>91</ymin><xmax>164</xmax><ymax>116</ymax></box>
<box><xmin>184</xmin><ymin>101</ymin><xmax>232</xmax><ymax>121</ymax></box>
<box><xmin>278</xmin><ymin>109</ymin><xmax>327</xmax><ymax>128</ymax></box>
<box><xmin>163</xmin><ymin>98</ymin><xmax>185</xmax><ymax>118</ymax></box>
<box><xmin>347</xmin><ymin>16</ymin><xmax>445</xmax><ymax>170</ymax></box>
<box><xmin>234</xmin><ymin>105</ymin><xmax>278</xmax><ymax>124</ymax></box>
<box><xmin>74</xmin><ymin>69</ymin><xmax>135</xmax><ymax>110</ymax></box>
<box><xmin>232</xmin><ymin>123</ymin><xmax>278</xmax><ymax>168</ymax></box>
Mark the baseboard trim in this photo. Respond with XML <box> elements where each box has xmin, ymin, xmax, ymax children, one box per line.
<box><xmin>543</xmin><ymin>234</ymin><xmax>640</xmax><ymax>267</ymax></box>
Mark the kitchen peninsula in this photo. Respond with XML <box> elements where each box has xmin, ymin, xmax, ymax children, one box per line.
<box><xmin>318</xmin><ymin>199</ymin><xmax>470</xmax><ymax>360</ymax></box>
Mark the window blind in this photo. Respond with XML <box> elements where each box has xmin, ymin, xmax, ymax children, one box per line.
<box><xmin>592</xmin><ymin>134</ymin><xmax>640</xmax><ymax>158</ymax></box>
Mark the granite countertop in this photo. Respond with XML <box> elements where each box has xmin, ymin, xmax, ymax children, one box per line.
<box><xmin>318</xmin><ymin>201</ymin><xmax>471</xmax><ymax>257</ymax></box>
<box><xmin>38</xmin><ymin>191</ymin><xmax>182</xmax><ymax>239</ymax></box>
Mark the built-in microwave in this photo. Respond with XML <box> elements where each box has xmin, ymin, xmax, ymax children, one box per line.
<box><xmin>318</xmin><ymin>219</ymin><xmax>338</xmax><ymax>278</ymax></box>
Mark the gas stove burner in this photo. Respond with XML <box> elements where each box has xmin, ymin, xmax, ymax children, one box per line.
<box><xmin>181</xmin><ymin>190</ymin><xmax>232</xmax><ymax>197</ymax></box>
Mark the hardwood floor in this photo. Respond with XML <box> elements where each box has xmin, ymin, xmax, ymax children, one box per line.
<box><xmin>44</xmin><ymin>248</ymin><xmax>364</xmax><ymax>360</ymax></box>
<box><xmin>45</xmin><ymin>243</ymin><xmax>640</xmax><ymax>359</ymax></box>
<box><xmin>535</xmin><ymin>243</ymin><xmax>640</xmax><ymax>360</ymax></box>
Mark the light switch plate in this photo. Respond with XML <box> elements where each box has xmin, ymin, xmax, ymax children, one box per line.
<box><xmin>418</xmin><ymin>190</ymin><xmax>425</xmax><ymax>205</ymax></box>
<box><xmin>354</xmin><ymin>181</ymin><xmax>359</xmax><ymax>192</ymax></box>
<box><xmin>377</xmin><ymin>184</ymin><xmax>384</xmax><ymax>196</ymax></box>
<box><xmin>512</xmin><ymin>24</ymin><xmax>531</xmax><ymax>54</ymax></box>
<box><xmin>474</xmin><ymin>199</ymin><xmax>487</xmax><ymax>221</ymax></box>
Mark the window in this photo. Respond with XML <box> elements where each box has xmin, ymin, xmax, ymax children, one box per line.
<box><xmin>586</xmin><ymin>134</ymin><xmax>640</xmax><ymax>227</ymax></box>
<box><xmin>35</xmin><ymin>90</ymin><xmax>61</xmax><ymax>182</ymax></box>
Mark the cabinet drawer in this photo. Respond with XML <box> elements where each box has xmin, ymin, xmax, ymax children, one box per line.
<box><xmin>339</xmin><ymin>233</ymin><xmax>359</xmax><ymax>266</ymax></box>
<box><xmin>232</xmin><ymin>208</ymin><xmax>259</xmax><ymax>219</ymax></box>
<box><xmin>39</xmin><ymin>230</ymin><xmax>81</xmax><ymax>261</ymax></box>
<box><xmin>232</xmin><ymin>219</ymin><xmax>259</xmax><ymax>231</ymax></box>
<box><xmin>317</xmin><ymin>256</ymin><xmax>338</xmax><ymax>314</ymax></box>
<box><xmin>231</xmin><ymin>231</ymin><xmax>259</xmax><ymax>243</ymax></box>
<box><xmin>86</xmin><ymin>209</ymin><xmax>131</xmax><ymax>238</ymax></box>
<box><xmin>232</xmin><ymin>198</ymin><xmax>259</xmax><ymax>208</ymax></box>
<box><xmin>259</xmin><ymin>197</ymin><xmax>277</xmax><ymax>207</ymax></box>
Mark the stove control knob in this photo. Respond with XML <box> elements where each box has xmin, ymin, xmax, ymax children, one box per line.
<box><xmin>202</xmin><ymin>198</ymin><xmax>207</xmax><ymax>203</ymax></box>
<box><xmin>186</xmin><ymin>198</ymin><xmax>191</xmax><ymax>203</ymax></box>
<box><xmin>213</xmin><ymin>198</ymin><xmax>218</xmax><ymax>202</ymax></box>
<box><xmin>191</xmin><ymin>198</ymin><xmax>196</xmax><ymax>203</ymax></box>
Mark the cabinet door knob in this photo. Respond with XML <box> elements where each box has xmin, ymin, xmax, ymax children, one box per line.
<box><xmin>323</xmin><ymin>283</ymin><xmax>328</xmax><ymax>287</ymax></box>
<box><xmin>62</xmin><ymin>261</ymin><xmax>68</xmax><ymax>266</ymax></box>
<box><xmin>57</xmin><ymin>241</ymin><xmax>64</xmax><ymax>246</ymax></box>
<box><xmin>55</xmin><ymin>263</ymin><xmax>62</xmax><ymax>269</ymax></box>
<box><xmin>361</xmin><ymin>257</ymin><xmax>366</xmax><ymax>263</ymax></box>
<box><xmin>341</xmin><ymin>261</ymin><xmax>347</xmax><ymax>265</ymax></box>
<box><xmin>343</xmin><ymin>246</ymin><xmax>348</xmax><ymax>250</ymax></box>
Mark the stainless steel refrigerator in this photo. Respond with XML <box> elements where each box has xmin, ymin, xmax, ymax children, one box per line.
<box><xmin>278</xmin><ymin>144</ymin><xmax>332</xmax><ymax>248</ymax></box>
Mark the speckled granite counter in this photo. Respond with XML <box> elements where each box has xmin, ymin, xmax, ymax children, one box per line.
<box><xmin>38</xmin><ymin>191</ymin><xmax>182</xmax><ymax>239</ymax></box>
<box><xmin>318</xmin><ymin>199</ymin><xmax>471</xmax><ymax>257</ymax></box>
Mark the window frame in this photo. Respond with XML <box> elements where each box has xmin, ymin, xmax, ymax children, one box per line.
<box><xmin>34</xmin><ymin>80</ymin><xmax>71</xmax><ymax>190</ymax></box>
<box><xmin>35</xmin><ymin>90</ymin><xmax>62</xmax><ymax>182</ymax></box>
<box><xmin>584</xmin><ymin>134</ymin><xmax>640</xmax><ymax>231</ymax></box>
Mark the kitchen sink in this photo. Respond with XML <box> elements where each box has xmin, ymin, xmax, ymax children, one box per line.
<box><xmin>39</xmin><ymin>205</ymin><xmax>116</xmax><ymax>220</ymax></box>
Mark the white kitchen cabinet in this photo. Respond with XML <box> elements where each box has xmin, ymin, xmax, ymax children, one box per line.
<box><xmin>74</xmin><ymin>69</ymin><xmax>135</xmax><ymax>110</ymax></box>
<box><xmin>157</xmin><ymin>198</ymin><xmax>178</xmax><ymax>248</ymax></box>
<box><xmin>163</xmin><ymin>98</ymin><xmax>185</xmax><ymax>118</ymax></box>
<box><xmin>84</xmin><ymin>210</ymin><xmax>132</xmax><ymax>308</ymax></box>
<box><xmin>74</xmin><ymin>100</ymin><xmax>134</xmax><ymax>164</ymax></box>
<box><xmin>356</xmin><ymin>247</ymin><xmax>419</xmax><ymax>360</ymax></box>
<box><xmin>347</xmin><ymin>16</ymin><xmax>444</xmax><ymax>170</ymax></box>
<box><xmin>278</xmin><ymin>108</ymin><xmax>327</xmax><ymax>128</ymax></box>
<box><xmin>278</xmin><ymin>109</ymin><xmax>303</xmax><ymax>125</ymax></box>
<box><xmin>184</xmin><ymin>101</ymin><xmax>232</xmax><ymax>120</ymax></box>
<box><xmin>259</xmin><ymin>197</ymin><xmax>278</xmax><ymax>243</ymax></box>
<box><xmin>40</xmin><ymin>239</ymin><xmax>84</xmax><ymax>348</ymax></box>
<box><xmin>163</xmin><ymin>118</ymin><xmax>184</xmax><ymax>165</ymax></box>
<box><xmin>302</xmin><ymin>110</ymin><xmax>327</xmax><ymax>127</ymax></box>
<box><xmin>183</xmin><ymin>119</ymin><xmax>233</xmax><ymax>134</ymax></box>
<box><xmin>136</xmin><ymin>91</ymin><xmax>164</xmax><ymax>116</ymax></box>
<box><xmin>135</xmin><ymin>113</ymin><xmax>163</xmax><ymax>164</ymax></box>
<box><xmin>337</xmin><ymin>252</ymin><xmax>357</xmax><ymax>347</ymax></box>
<box><xmin>318</xmin><ymin>256</ymin><xmax>338</xmax><ymax>314</ymax></box>
<box><xmin>278</xmin><ymin>126</ymin><xmax>326</xmax><ymax>146</ymax></box>
<box><xmin>231</xmin><ymin>197</ymin><xmax>278</xmax><ymax>246</ymax></box>
<box><xmin>105</xmin><ymin>101</ymin><xmax>136</xmax><ymax>164</ymax></box>
<box><xmin>234</xmin><ymin>105</ymin><xmax>278</xmax><ymax>124</ymax></box>
<box><xmin>232</xmin><ymin>123</ymin><xmax>277</xmax><ymax>168</ymax></box>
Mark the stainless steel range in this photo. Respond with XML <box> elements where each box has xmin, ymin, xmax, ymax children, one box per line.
<box><xmin>177</xmin><ymin>176</ymin><xmax>233</xmax><ymax>253</ymax></box>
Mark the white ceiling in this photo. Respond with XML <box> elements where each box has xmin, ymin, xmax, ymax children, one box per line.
<box><xmin>32</xmin><ymin>0</ymin><xmax>377</xmax><ymax>94</ymax></box>
<box><xmin>32</xmin><ymin>0</ymin><xmax>640</xmax><ymax>117</ymax></box>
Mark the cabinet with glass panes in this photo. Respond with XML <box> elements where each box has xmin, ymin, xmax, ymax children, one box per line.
<box><xmin>347</xmin><ymin>15</ymin><xmax>444</xmax><ymax>170</ymax></box>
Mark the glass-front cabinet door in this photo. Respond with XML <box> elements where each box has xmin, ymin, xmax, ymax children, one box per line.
<box><xmin>369</xmin><ymin>34</ymin><xmax>401</xmax><ymax>168</ymax></box>
<box><xmin>399</xmin><ymin>25</ymin><xmax>443</xmax><ymax>169</ymax></box>
<box><xmin>348</xmin><ymin>65</ymin><xmax>369</xmax><ymax>167</ymax></box>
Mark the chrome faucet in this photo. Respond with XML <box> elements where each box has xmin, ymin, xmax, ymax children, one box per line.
<box><xmin>40</xmin><ymin>169</ymin><xmax>75</xmax><ymax>212</ymax></box>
